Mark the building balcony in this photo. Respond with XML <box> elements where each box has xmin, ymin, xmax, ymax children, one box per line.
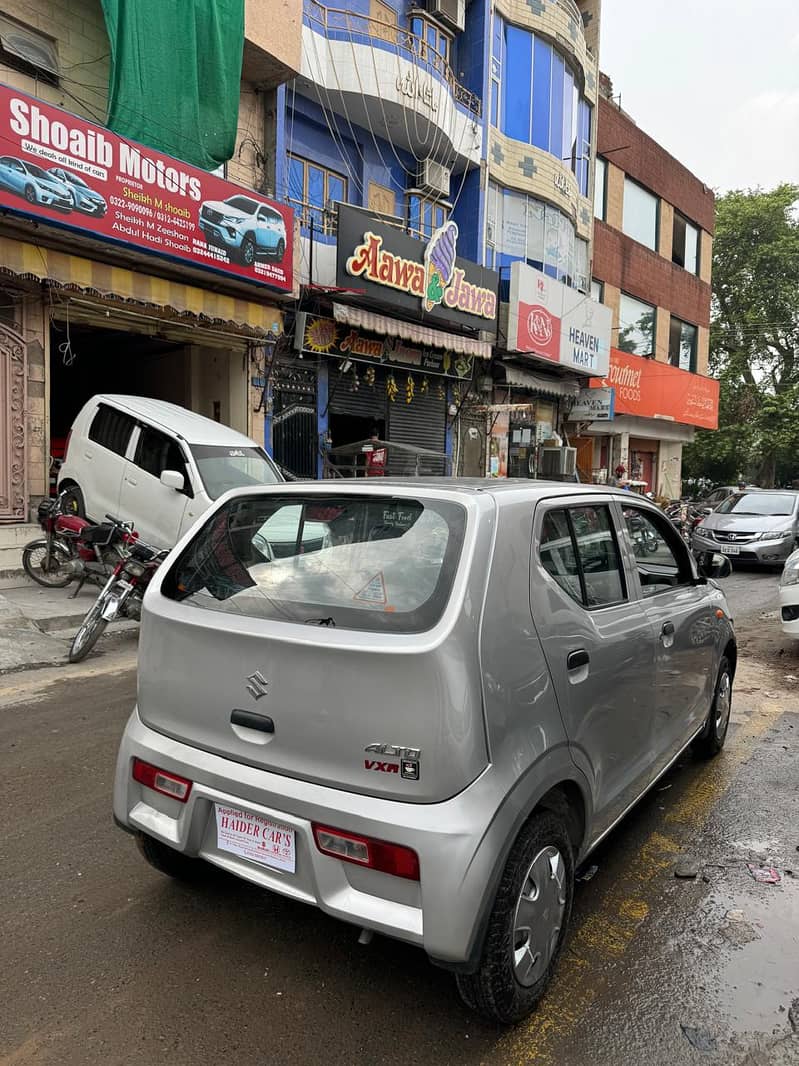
<box><xmin>243</xmin><ymin>0</ymin><xmax>302</xmax><ymax>88</ymax></box>
<box><xmin>301</xmin><ymin>0</ymin><xmax>483</xmax><ymax>171</ymax></box>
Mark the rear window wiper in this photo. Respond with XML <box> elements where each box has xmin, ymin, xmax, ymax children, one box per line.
<box><xmin>304</xmin><ymin>616</ymin><xmax>337</xmax><ymax>627</ymax></box>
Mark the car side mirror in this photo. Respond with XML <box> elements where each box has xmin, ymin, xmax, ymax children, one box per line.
<box><xmin>697</xmin><ymin>551</ymin><xmax>732</xmax><ymax>580</ymax></box>
<box><xmin>160</xmin><ymin>469</ymin><xmax>185</xmax><ymax>492</ymax></box>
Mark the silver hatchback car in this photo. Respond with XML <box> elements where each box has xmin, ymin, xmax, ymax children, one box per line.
<box><xmin>113</xmin><ymin>482</ymin><xmax>736</xmax><ymax>1023</ymax></box>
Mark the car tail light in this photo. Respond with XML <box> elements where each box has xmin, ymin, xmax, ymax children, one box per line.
<box><xmin>312</xmin><ymin>823</ymin><xmax>420</xmax><ymax>881</ymax></box>
<box><xmin>132</xmin><ymin>758</ymin><xmax>192</xmax><ymax>802</ymax></box>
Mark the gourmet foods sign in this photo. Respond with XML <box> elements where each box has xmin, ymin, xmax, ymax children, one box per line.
<box><xmin>336</xmin><ymin>204</ymin><xmax>498</xmax><ymax>334</ymax></box>
<box><xmin>0</xmin><ymin>84</ymin><xmax>293</xmax><ymax>292</ymax></box>
<box><xmin>591</xmin><ymin>348</ymin><xmax>719</xmax><ymax>429</ymax></box>
<box><xmin>507</xmin><ymin>261</ymin><xmax>611</xmax><ymax>377</ymax></box>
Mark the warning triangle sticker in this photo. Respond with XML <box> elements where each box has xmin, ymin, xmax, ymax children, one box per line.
<box><xmin>354</xmin><ymin>571</ymin><xmax>387</xmax><ymax>605</ymax></box>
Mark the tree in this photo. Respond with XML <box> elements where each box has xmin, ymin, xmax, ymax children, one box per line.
<box><xmin>683</xmin><ymin>184</ymin><xmax>799</xmax><ymax>487</ymax></box>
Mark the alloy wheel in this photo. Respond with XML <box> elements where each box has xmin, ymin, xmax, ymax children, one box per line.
<box><xmin>715</xmin><ymin>670</ymin><xmax>732</xmax><ymax>733</ymax></box>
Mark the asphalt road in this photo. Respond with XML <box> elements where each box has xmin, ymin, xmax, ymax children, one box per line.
<box><xmin>1</xmin><ymin>572</ymin><xmax>797</xmax><ymax>1066</ymax></box>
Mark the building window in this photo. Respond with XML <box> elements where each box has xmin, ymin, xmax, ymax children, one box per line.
<box><xmin>618</xmin><ymin>293</ymin><xmax>656</xmax><ymax>357</ymax></box>
<box><xmin>287</xmin><ymin>154</ymin><xmax>347</xmax><ymax>235</ymax></box>
<box><xmin>594</xmin><ymin>157</ymin><xmax>607</xmax><ymax>221</ymax></box>
<box><xmin>623</xmin><ymin>178</ymin><xmax>658</xmax><ymax>251</ymax></box>
<box><xmin>407</xmin><ymin>193</ymin><xmax>448</xmax><ymax>240</ymax></box>
<box><xmin>409</xmin><ymin>14</ymin><xmax>451</xmax><ymax>70</ymax></box>
<box><xmin>591</xmin><ymin>278</ymin><xmax>604</xmax><ymax>303</ymax></box>
<box><xmin>0</xmin><ymin>14</ymin><xmax>58</xmax><ymax>84</ymax></box>
<box><xmin>668</xmin><ymin>317</ymin><xmax>697</xmax><ymax>372</ymax></box>
<box><xmin>487</xmin><ymin>182</ymin><xmax>586</xmax><ymax>289</ymax></box>
<box><xmin>672</xmin><ymin>211</ymin><xmax>699</xmax><ymax>274</ymax></box>
<box><xmin>492</xmin><ymin>14</ymin><xmax>593</xmax><ymax>196</ymax></box>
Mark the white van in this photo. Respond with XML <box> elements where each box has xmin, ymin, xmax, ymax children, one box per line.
<box><xmin>57</xmin><ymin>395</ymin><xmax>283</xmax><ymax>548</ymax></box>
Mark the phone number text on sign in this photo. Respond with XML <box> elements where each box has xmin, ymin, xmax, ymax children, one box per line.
<box><xmin>214</xmin><ymin>804</ymin><xmax>296</xmax><ymax>872</ymax></box>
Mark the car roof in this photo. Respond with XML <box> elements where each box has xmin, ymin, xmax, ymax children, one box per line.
<box><xmin>217</xmin><ymin>478</ymin><xmax>644</xmax><ymax>504</ymax></box>
<box><xmin>89</xmin><ymin>395</ymin><xmax>259</xmax><ymax>447</ymax></box>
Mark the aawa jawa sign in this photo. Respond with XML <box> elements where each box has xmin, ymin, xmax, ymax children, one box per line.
<box><xmin>0</xmin><ymin>84</ymin><xmax>293</xmax><ymax>292</ymax></box>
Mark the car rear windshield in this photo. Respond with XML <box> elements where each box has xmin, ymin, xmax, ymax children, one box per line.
<box><xmin>161</xmin><ymin>494</ymin><xmax>466</xmax><ymax>633</ymax></box>
<box><xmin>716</xmin><ymin>492</ymin><xmax>797</xmax><ymax>517</ymax></box>
<box><xmin>190</xmin><ymin>446</ymin><xmax>281</xmax><ymax>499</ymax></box>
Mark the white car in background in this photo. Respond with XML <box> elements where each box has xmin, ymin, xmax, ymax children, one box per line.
<box><xmin>779</xmin><ymin>548</ymin><xmax>799</xmax><ymax>637</ymax></box>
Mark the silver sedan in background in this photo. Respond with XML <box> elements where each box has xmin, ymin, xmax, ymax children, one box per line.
<box><xmin>692</xmin><ymin>490</ymin><xmax>799</xmax><ymax>567</ymax></box>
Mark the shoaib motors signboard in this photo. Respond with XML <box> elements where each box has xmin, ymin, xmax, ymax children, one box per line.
<box><xmin>591</xmin><ymin>348</ymin><xmax>719</xmax><ymax>429</ymax></box>
<box><xmin>507</xmin><ymin>261</ymin><xmax>611</xmax><ymax>377</ymax></box>
<box><xmin>0</xmin><ymin>84</ymin><xmax>292</xmax><ymax>292</ymax></box>
<box><xmin>336</xmin><ymin>204</ymin><xmax>498</xmax><ymax>334</ymax></box>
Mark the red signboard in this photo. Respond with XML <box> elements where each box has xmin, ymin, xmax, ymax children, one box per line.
<box><xmin>515</xmin><ymin>301</ymin><xmax>561</xmax><ymax>363</ymax></box>
<box><xmin>591</xmin><ymin>348</ymin><xmax>719</xmax><ymax>429</ymax></box>
<box><xmin>0</xmin><ymin>84</ymin><xmax>293</xmax><ymax>292</ymax></box>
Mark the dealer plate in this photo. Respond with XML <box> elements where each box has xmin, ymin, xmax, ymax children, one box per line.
<box><xmin>214</xmin><ymin>804</ymin><xmax>295</xmax><ymax>873</ymax></box>
<box><xmin>720</xmin><ymin>545</ymin><xmax>740</xmax><ymax>555</ymax></box>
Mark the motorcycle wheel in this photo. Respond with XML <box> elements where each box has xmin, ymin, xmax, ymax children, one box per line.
<box><xmin>68</xmin><ymin>600</ymin><xmax>108</xmax><ymax>663</ymax></box>
<box><xmin>22</xmin><ymin>540</ymin><xmax>73</xmax><ymax>588</ymax></box>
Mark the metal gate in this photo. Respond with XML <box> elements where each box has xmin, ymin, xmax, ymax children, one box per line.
<box><xmin>0</xmin><ymin>321</ymin><xmax>27</xmax><ymax>522</ymax></box>
<box><xmin>272</xmin><ymin>365</ymin><xmax>317</xmax><ymax>479</ymax></box>
<box><xmin>388</xmin><ymin>388</ymin><xmax>447</xmax><ymax>474</ymax></box>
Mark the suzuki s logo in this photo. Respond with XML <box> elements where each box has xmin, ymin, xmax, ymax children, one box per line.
<box><xmin>246</xmin><ymin>671</ymin><xmax>269</xmax><ymax>700</ymax></box>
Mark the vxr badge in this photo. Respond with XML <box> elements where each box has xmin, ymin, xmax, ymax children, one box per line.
<box><xmin>246</xmin><ymin>671</ymin><xmax>269</xmax><ymax>700</ymax></box>
<box><xmin>364</xmin><ymin>742</ymin><xmax>421</xmax><ymax>781</ymax></box>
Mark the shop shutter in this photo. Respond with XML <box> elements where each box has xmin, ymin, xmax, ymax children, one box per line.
<box><xmin>328</xmin><ymin>369</ymin><xmax>386</xmax><ymax>419</ymax></box>
<box><xmin>388</xmin><ymin>391</ymin><xmax>448</xmax><ymax>474</ymax></box>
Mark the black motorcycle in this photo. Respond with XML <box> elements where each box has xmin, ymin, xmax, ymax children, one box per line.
<box><xmin>68</xmin><ymin>540</ymin><xmax>169</xmax><ymax>663</ymax></box>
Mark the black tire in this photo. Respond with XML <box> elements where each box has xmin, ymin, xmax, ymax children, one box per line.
<box><xmin>22</xmin><ymin>540</ymin><xmax>72</xmax><ymax>588</ymax></box>
<box><xmin>274</xmin><ymin>237</ymin><xmax>285</xmax><ymax>260</ymax></box>
<box><xmin>136</xmin><ymin>833</ymin><xmax>207</xmax><ymax>882</ymax></box>
<box><xmin>68</xmin><ymin>601</ymin><xmax>108</xmax><ymax>662</ymax></box>
<box><xmin>24</xmin><ymin>184</ymin><xmax>37</xmax><ymax>204</ymax></box>
<box><xmin>456</xmin><ymin>811</ymin><xmax>574</xmax><ymax>1024</ymax></box>
<box><xmin>240</xmin><ymin>235</ymin><xmax>256</xmax><ymax>266</ymax></box>
<box><xmin>692</xmin><ymin>655</ymin><xmax>733</xmax><ymax>758</ymax></box>
<box><xmin>60</xmin><ymin>482</ymin><xmax>85</xmax><ymax>517</ymax></box>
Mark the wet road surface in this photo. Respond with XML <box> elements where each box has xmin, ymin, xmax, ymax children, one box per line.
<box><xmin>0</xmin><ymin>571</ymin><xmax>797</xmax><ymax>1066</ymax></box>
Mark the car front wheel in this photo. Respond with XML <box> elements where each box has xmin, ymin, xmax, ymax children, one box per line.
<box><xmin>240</xmin><ymin>235</ymin><xmax>256</xmax><ymax>266</ymax></box>
<box><xmin>693</xmin><ymin>655</ymin><xmax>733</xmax><ymax>758</ymax></box>
<box><xmin>24</xmin><ymin>184</ymin><xmax>37</xmax><ymax>204</ymax></box>
<box><xmin>456</xmin><ymin>811</ymin><xmax>574</xmax><ymax>1024</ymax></box>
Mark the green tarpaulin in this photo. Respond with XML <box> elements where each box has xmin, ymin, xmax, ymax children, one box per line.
<box><xmin>101</xmin><ymin>0</ymin><xmax>244</xmax><ymax>171</ymax></box>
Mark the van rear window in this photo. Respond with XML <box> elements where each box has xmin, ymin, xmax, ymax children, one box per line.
<box><xmin>161</xmin><ymin>495</ymin><xmax>466</xmax><ymax>633</ymax></box>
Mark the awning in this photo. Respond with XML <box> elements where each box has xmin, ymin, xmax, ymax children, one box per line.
<box><xmin>333</xmin><ymin>302</ymin><xmax>491</xmax><ymax>359</ymax></box>
<box><xmin>501</xmin><ymin>364</ymin><xmax>580</xmax><ymax>398</ymax></box>
<box><xmin>0</xmin><ymin>236</ymin><xmax>282</xmax><ymax>336</ymax></box>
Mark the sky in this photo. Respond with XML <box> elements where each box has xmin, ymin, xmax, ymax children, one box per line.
<box><xmin>599</xmin><ymin>0</ymin><xmax>798</xmax><ymax>193</ymax></box>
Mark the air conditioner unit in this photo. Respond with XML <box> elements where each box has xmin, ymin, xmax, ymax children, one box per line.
<box><xmin>541</xmin><ymin>447</ymin><xmax>577</xmax><ymax>478</ymax></box>
<box><xmin>426</xmin><ymin>0</ymin><xmax>466</xmax><ymax>33</ymax></box>
<box><xmin>418</xmin><ymin>158</ymin><xmax>452</xmax><ymax>197</ymax></box>
<box><xmin>0</xmin><ymin>16</ymin><xmax>58</xmax><ymax>77</ymax></box>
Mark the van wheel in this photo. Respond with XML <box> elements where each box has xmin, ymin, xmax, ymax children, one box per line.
<box><xmin>136</xmin><ymin>833</ymin><xmax>207</xmax><ymax>882</ymax></box>
<box><xmin>692</xmin><ymin>655</ymin><xmax>732</xmax><ymax>758</ymax></box>
<box><xmin>456</xmin><ymin>811</ymin><xmax>574</xmax><ymax>1024</ymax></box>
<box><xmin>60</xmin><ymin>482</ymin><xmax>85</xmax><ymax>517</ymax></box>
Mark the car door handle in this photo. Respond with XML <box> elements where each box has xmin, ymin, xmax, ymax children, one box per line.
<box><xmin>567</xmin><ymin>649</ymin><xmax>590</xmax><ymax>670</ymax></box>
<box><xmin>125</xmin><ymin>477</ymin><xmax>137</xmax><ymax>486</ymax></box>
<box><xmin>230</xmin><ymin>709</ymin><xmax>274</xmax><ymax>733</ymax></box>
<box><xmin>661</xmin><ymin>622</ymin><xmax>675</xmax><ymax>637</ymax></box>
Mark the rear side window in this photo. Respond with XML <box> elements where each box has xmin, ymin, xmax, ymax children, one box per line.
<box><xmin>88</xmin><ymin>405</ymin><xmax>135</xmax><ymax>457</ymax></box>
<box><xmin>161</xmin><ymin>495</ymin><xmax>466</xmax><ymax>634</ymax></box>
<box><xmin>539</xmin><ymin>505</ymin><xmax>626</xmax><ymax>608</ymax></box>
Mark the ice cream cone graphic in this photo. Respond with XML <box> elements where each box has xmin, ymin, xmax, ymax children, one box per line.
<box><xmin>424</xmin><ymin>221</ymin><xmax>458</xmax><ymax>311</ymax></box>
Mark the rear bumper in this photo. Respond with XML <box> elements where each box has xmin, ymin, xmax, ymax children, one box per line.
<box><xmin>113</xmin><ymin>708</ymin><xmax>502</xmax><ymax>965</ymax></box>
<box><xmin>692</xmin><ymin>532</ymin><xmax>795</xmax><ymax>565</ymax></box>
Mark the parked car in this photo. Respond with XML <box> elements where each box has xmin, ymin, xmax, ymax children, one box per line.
<box><xmin>47</xmin><ymin>166</ymin><xmax>107</xmax><ymax>216</ymax></box>
<box><xmin>199</xmin><ymin>194</ymin><xmax>287</xmax><ymax>266</ymax></box>
<box><xmin>694</xmin><ymin>485</ymin><xmax>758</xmax><ymax>509</ymax></box>
<box><xmin>113</xmin><ymin>482</ymin><xmax>735</xmax><ymax>1023</ymax></box>
<box><xmin>0</xmin><ymin>155</ymin><xmax>72</xmax><ymax>209</ymax></box>
<box><xmin>779</xmin><ymin>547</ymin><xmax>799</xmax><ymax>637</ymax></box>
<box><xmin>691</xmin><ymin>489</ymin><xmax>799</xmax><ymax>567</ymax></box>
<box><xmin>57</xmin><ymin>395</ymin><xmax>283</xmax><ymax>549</ymax></box>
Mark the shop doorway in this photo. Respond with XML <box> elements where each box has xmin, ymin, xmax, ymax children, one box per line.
<box><xmin>572</xmin><ymin>436</ymin><xmax>594</xmax><ymax>483</ymax></box>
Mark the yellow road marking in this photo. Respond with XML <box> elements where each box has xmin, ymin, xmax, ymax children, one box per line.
<box><xmin>485</xmin><ymin>688</ymin><xmax>785</xmax><ymax>1066</ymax></box>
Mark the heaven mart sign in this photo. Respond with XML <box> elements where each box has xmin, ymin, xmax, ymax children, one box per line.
<box><xmin>507</xmin><ymin>261</ymin><xmax>611</xmax><ymax>377</ymax></box>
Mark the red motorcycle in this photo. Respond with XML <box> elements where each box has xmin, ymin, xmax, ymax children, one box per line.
<box><xmin>22</xmin><ymin>489</ymin><xmax>137</xmax><ymax>595</ymax></box>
